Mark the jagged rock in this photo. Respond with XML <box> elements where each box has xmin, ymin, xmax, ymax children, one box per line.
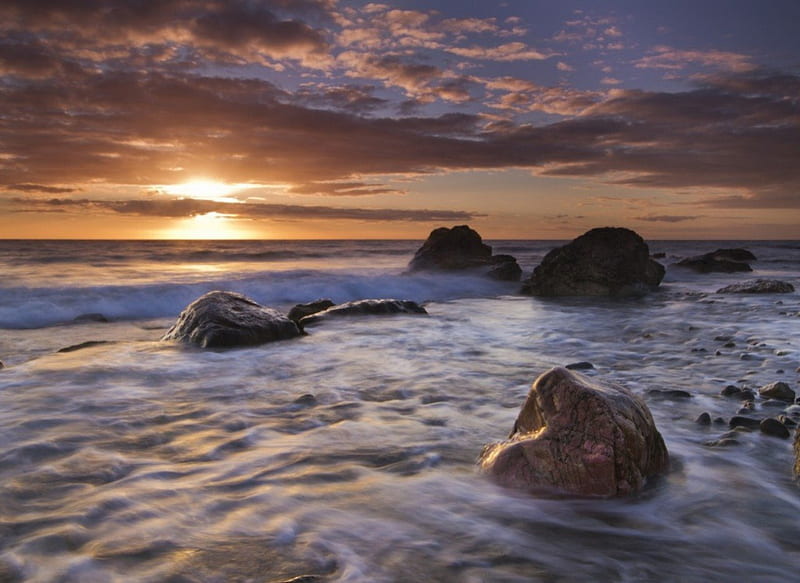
<box><xmin>299</xmin><ymin>299</ymin><xmax>427</xmax><ymax>326</ymax></box>
<box><xmin>758</xmin><ymin>381</ymin><xmax>796</xmax><ymax>402</ymax></box>
<box><xmin>408</xmin><ymin>225</ymin><xmax>521</xmax><ymax>281</ymax></box>
<box><xmin>479</xmin><ymin>367</ymin><xmax>669</xmax><ymax>497</ymax></box>
<box><xmin>162</xmin><ymin>291</ymin><xmax>302</xmax><ymax>348</ymax></box>
<box><xmin>716</xmin><ymin>280</ymin><xmax>795</xmax><ymax>294</ymax></box>
<box><xmin>676</xmin><ymin>249</ymin><xmax>754</xmax><ymax>273</ymax></box>
<box><xmin>520</xmin><ymin>227</ymin><xmax>664</xmax><ymax>297</ymax></box>
<box><xmin>288</xmin><ymin>299</ymin><xmax>335</xmax><ymax>323</ymax></box>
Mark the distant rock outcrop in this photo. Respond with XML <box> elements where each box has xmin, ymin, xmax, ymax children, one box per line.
<box><xmin>408</xmin><ymin>225</ymin><xmax>522</xmax><ymax>281</ymax></box>
<box><xmin>716</xmin><ymin>279</ymin><xmax>795</xmax><ymax>294</ymax></box>
<box><xmin>521</xmin><ymin>227</ymin><xmax>665</xmax><ymax>297</ymax></box>
<box><xmin>676</xmin><ymin>248</ymin><xmax>755</xmax><ymax>273</ymax></box>
<box><xmin>479</xmin><ymin>367</ymin><xmax>669</xmax><ymax>497</ymax></box>
<box><xmin>162</xmin><ymin>291</ymin><xmax>302</xmax><ymax>348</ymax></box>
<box><xmin>300</xmin><ymin>299</ymin><xmax>427</xmax><ymax>326</ymax></box>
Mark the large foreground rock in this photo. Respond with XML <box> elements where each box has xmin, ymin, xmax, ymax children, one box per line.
<box><xmin>716</xmin><ymin>279</ymin><xmax>795</xmax><ymax>294</ymax></box>
<box><xmin>162</xmin><ymin>291</ymin><xmax>302</xmax><ymax>348</ymax></box>
<box><xmin>676</xmin><ymin>249</ymin><xmax>754</xmax><ymax>273</ymax></box>
<box><xmin>408</xmin><ymin>225</ymin><xmax>521</xmax><ymax>281</ymax></box>
<box><xmin>479</xmin><ymin>367</ymin><xmax>669</xmax><ymax>497</ymax></box>
<box><xmin>300</xmin><ymin>299</ymin><xmax>427</xmax><ymax>325</ymax></box>
<box><xmin>521</xmin><ymin>227</ymin><xmax>665</xmax><ymax>297</ymax></box>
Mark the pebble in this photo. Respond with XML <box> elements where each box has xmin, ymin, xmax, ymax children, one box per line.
<box><xmin>729</xmin><ymin>416</ymin><xmax>761</xmax><ymax>429</ymax></box>
<box><xmin>695</xmin><ymin>412</ymin><xmax>712</xmax><ymax>425</ymax></box>
<box><xmin>293</xmin><ymin>394</ymin><xmax>318</xmax><ymax>407</ymax></box>
<box><xmin>723</xmin><ymin>341</ymin><xmax>736</xmax><ymax>348</ymax></box>
<box><xmin>760</xmin><ymin>418</ymin><xmax>790</xmax><ymax>439</ymax></box>
<box><xmin>565</xmin><ymin>361</ymin><xmax>594</xmax><ymax>371</ymax></box>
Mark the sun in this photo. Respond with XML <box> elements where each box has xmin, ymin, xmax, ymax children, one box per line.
<box><xmin>162</xmin><ymin>179</ymin><xmax>242</xmax><ymax>201</ymax></box>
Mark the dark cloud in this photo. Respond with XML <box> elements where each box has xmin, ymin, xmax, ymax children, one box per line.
<box><xmin>8</xmin><ymin>197</ymin><xmax>479</xmax><ymax>222</ymax></box>
<box><xmin>5</xmin><ymin>183</ymin><xmax>79</xmax><ymax>194</ymax></box>
<box><xmin>634</xmin><ymin>214</ymin><xmax>703</xmax><ymax>223</ymax></box>
<box><xmin>286</xmin><ymin>182</ymin><xmax>404</xmax><ymax>196</ymax></box>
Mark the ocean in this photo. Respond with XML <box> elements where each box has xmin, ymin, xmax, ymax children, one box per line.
<box><xmin>0</xmin><ymin>238</ymin><xmax>799</xmax><ymax>582</ymax></box>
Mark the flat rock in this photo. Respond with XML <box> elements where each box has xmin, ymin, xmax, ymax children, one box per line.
<box><xmin>760</xmin><ymin>418</ymin><xmax>790</xmax><ymax>439</ymax></box>
<box><xmin>758</xmin><ymin>381</ymin><xmax>795</xmax><ymax>402</ymax></box>
<box><xmin>729</xmin><ymin>416</ymin><xmax>762</xmax><ymax>430</ymax></box>
<box><xmin>479</xmin><ymin>367</ymin><xmax>669</xmax><ymax>497</ymax></box>
<box><xmin>407</xmin><ymin>225</ymin><xmax>521</xmax><ymax>281</ymax></box>
<box><xmin>162</xmin><ymin>291</ymin><xmax>302</xmax><ymax>348</ymax></box>
<box><xmin>288</xmin><ymin>299</ymin><xmax>335</xmax><ymax>323</ymax></box>
<box><xmin>299</xmin><ymin>299</ymin><xmax>427</xmax><ymax>326</ymax></box>
<box><xmin>521</xmin><ymin>227</ymin><xmax>664</xmax><ymax>297</ymax></box>
<box><xmin>676</xmin><ymin>249</ymin><xmax>753</xmax><ymax>273</ymax></box>
<box><xmin>716</xmin><ymin>279</ymin><xmax>795</xmax><ymax>294</ymax></box>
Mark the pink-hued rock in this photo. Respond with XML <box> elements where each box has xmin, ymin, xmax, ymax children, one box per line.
<box><xmin>479</xmin><ymin>367</ymin><xmax>669</xmax><ymax>497</ymax></box>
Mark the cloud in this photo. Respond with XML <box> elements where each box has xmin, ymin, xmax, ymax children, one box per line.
<box><xmin>634</xmin><ymin>214</ymin><xmax>703</xmax><ymax>223</ymax></box>
<box><xmin>634</xmin><ymin>46</ymin><xmax>756</xmax><ymax>73</ymax></box>
<box><xmin>286</xmin><ymin>181</ymin><xmax>404</xmax><ymax>196</ymax></box>
<box><xmin>8</xmin><ymin>197</ymin><xmax>480</xmax><ymax>222</ymax></box>
<box><xmin>5</xmin><ymin>183</ymin><xmax>79</xmax><ymax>194</ymax></box>
<box><xmin>447</xmin><ymin>42</ymin><xmax>551</xmax><ymax>62</ymax></box>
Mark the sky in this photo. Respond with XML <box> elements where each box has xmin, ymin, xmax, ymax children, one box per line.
<box><xmin>1</xmin><ymin>0</ymin><xmax>799</xmax><ymax>239</ymax></box>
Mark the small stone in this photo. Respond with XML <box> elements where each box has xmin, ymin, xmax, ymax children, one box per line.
<box><xmin>761</xmin><ymin>399</ymin><xmax>788</xmax><ymax>408</ymax></box>
<box><xmin>293</xmin><ymin>394</ymin><xmax>317</xmax><ymax>407</ymax></box>
<box><xmin>721</xmin><ymin>385</ymin><xmax>742</xmax><ymax>397</ymax></box>
<box><xmin>739</xmin><ymin>353</ymin><xmax>753</xmax><ymax>360</ymax></box>
<box><xmin>715</xmin><ymin>350</ymin><xmax>722</xmax><ymax>356</ymax></box>
<box><xmin>647</xmin><ymin>389</ymin><xmax>693</xmax><ymax>400</ymax></box>
<box><xmin>723</xmin><ymin>341</ymin><xmax>736</xmax><ymax>348</ymax></box>
<box><xmin>691</xmin><ymin>347</ymin><xmax>707</xmax><ymax>353</ymax></box>
<box><xmin>695</xmin><ymin>412</ymin><xmax>712</xmax><ymax>425</ymax></box>
<box><xmin>705</xmin><ymin>438</ymin><xmax>741</xmax><ymax>447</ymax></box>
<box><xmin>714</xmin><ymin>335</ymin><xmax>733</xmax><ymax>342</ymax></box>
<box><xmin>565</xmin><ymin>361</ymin><xmax>594</xmax><ymax>371</ymax></box>
<box><xmin>713</xmin><ymin>417</ymin><xmax>726</xmax><ymax>425</ymax></box>
<box><xmin>739</xmin><ymin>389</ymin><xmax>757</xmax><ymax>401</ymax></box>
<box><xmin>729</xmin><ymin>416</ymin><xmax>761</xmax><ymax>430</ymax></box>
<box><xmin>778</xmin><ymin>415</ymin><xmax>796</xmax><ymax>427</ymax></box>
<box><xmin>57</xmin><ymin>340</ymin><xmax>113</xmax><ymax>353</ymax></box>
<box><xmin>758</xmin><ymin>381</ymin><xmax>795</xmax><ymax>402</ymax></box>
<box><xmin>760</xmin><ymin>418</ymin><xmax>790</xmax><ymax>439</ymax></box>
<box><xmin>776</xmin><ymin>369</ymin><xmax>784</xmax><ymax>374</ymax></box>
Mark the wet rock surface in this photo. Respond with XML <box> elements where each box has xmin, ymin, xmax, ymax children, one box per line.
<box><xmin>407</xmin><ymin>225</ymin><xmax>521</xmax><ymax>281</ymax></box>
<box><xmin>479</xmin><ymin>367</ymin><xmax>669</xmax><ymax>497</ymax></box>
<box><xmin>521</xmin><ymin>227</ymin><xmax>664</xmax><ymax>297</ymax></box>
<box><xmin>716</xmin><ymin>279</ymin><xmax>795</xmax><ymax>294</ymax></box>
<box><xmin>162</xmin><ymin>291</ymin><xmax>302</xmax><ymax>348</ymax></box>
<box><xmin>299</xmin><ymin>299</ymin><xmax>428</xmax><ymax>326</ymax></box>
<box><xmin>676</xmin><ymin>249</ymin><xmax>754</xmax><ymax>273</ymax></box>
<box><xmin>288</xmin><ymin>299</ymin><xmax>335</xmax><ymax>323</ymax></box>
<box><xmin>758</xmin><ymin>381</ymin><xmax>795</xmax><ymax>402</ymax></box>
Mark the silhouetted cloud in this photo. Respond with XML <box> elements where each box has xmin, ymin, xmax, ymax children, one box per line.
<box><xmin>634</xmin><ymin>214</ymin><xmax>703</xmax><ymax>223</ymax></box>
<box><xmin>5</xmin><ymin>183</ymin><xmax>79</xmax><ymax>194</ymax></box>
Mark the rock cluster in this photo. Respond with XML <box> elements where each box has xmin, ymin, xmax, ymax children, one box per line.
<box><xmin>521</xmin><ymin>227</ymin><xmax>665</xmax><ymax>297</ymax></box>
<box><xmin>716</xmin><ymin>280</ymin><xmax>795</xmax><ymax>294</ymax></box>
<box><xmin>676</xmin><ymin>248</ymin><xmax>755</xmax><ymax>273</ymax></box>
<box><xmin>408</xmin><ymin>225</ymin><xmax>521</xmax><ymax>281</ymax></box>
<box><xmin>479</xmin><ymin>367</ymin><xmax>669</xmax><ymax>497</ymax></box>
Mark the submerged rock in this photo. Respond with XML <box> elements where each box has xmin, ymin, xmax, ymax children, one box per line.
<box><xmin>162</xmin><ymin>291</ymin><xmax>302</xmax><ymax>348</ymax></box>
<box><xmin>676</xmin><ymin>249</ymin><xmax>754</xmax><ymax>273</ymax></box>
<box><xmin>408</xmin><ymin>225</ymin><xmax>521</xmax><ymax>281</ymax></box>
<box><xmin>479</xmin><ymin>367</ymin><xmax>669</xmax><ymax>497</ymax></box>
<box><xmin>716</xmin><ymin>280</ymin><xmax>795</xmax><ymax>294</ymax></box>
<box><xmin>288</xmin><ymin>299</ymin><xmax>335</xmax><ymax>323</ymax></box>
<box><xmin>520</xmin><ymin>227</ymin><xmax>664</xmax><ymax>297</ymax></box>
<box><xmin>73</xmin><ymin>312</ymin><xmax>110</xmax><ymax>323</ymax></box>
<box><xmin>300</xmin><ymin>299</ymin><xmax>427</xmax><ymax>326</ymax></box>
<box><xmin>57</xmin><ymin>340</ymin><xmax>114</xmax><ymax>353</ymax></box>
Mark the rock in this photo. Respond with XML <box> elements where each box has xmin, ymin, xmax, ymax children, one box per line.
<box><xmin>758</xmin><ymin>381</ymin><xmax>796</xmax><ymax>403</ymax></box>
<box><xmin>0</xmin><ymin>360</ymin><xmax>4</xmax><ymax>370</ymax></box>
<box><xmin>57</xmin><ymin>340</ymin><xmax>113</xmax><ymax>353</ymax></box>
<box><xmin>487</xmin><ymin>254</ymin><xmax>523</xmax><ymax>281</ymax></box>
<box><xmin>520</xmin><ymin>227</ymin><xmax>664</xmax><ymax>297</ymax></box>
<box><xmin>565</xmin><ymin>361</ymin><xmax>594</xmax><ymax>371</ymax></box>
<box><xmin>299</xmin><ymin>299</ymin><xmax>427</xmax><ymax>326</ymax></box>
<box><xmin>721</xmin><ymin>385</ymin><xmax>742</xmax><ymax>397</ymax></box>
<box><xmin>716</xmin><ymin>280</ymin><xmax>795</xmax><ymax>294</ymax></box>
<box><xmin>407</xmin><ymin>225</ymin><xmax>521</xmax><ymax>281</ymax></box>
<box><xmin>795</xmin><ymin>428</ymin><xmax>800</xmax><ymax>478</ymax></box>
<box><xmin>479</xmin><ymin>367</ymin><xmax>669</xmax><ymax>497</ymax></box>
<box><xmin>651</xmin><ymin>252</ymin><xmax>666</xmax><ymax>259</ymax></box>
<box><xmin>288</xmin><ymin>299</ymin><xmax>335</xmax><ymax>323</ymax></box>
<box><xmin>73</xmin><ymin>312</ymin><xmax>110</xmax><ymax>323</ymax></box>
<box><xmin>162</xmin><ymin>291</ymin><xmax>302</xmax><ymax>348</ymax></box>
<box><xmin>675</xmin><ymin>249</ymin><xmax>753</xmax><ymax>273</ymax></box>
<box><xmin>760</xmin><ymin>418</ymin><xmax>790</xmax><ymax>439</ymax></box>
<box><xmin>729</xmin><ymin>416</ymin><xmax>761</xmax><ymax>430</ymax></box>
<box><xmin>712</xmin><ymin>248</ymin><xmax>757</xmax><ymax>262</ymax></box>
<box><xmin>293</xmin><ymin>394</ymin><xmax>317</xmax><ymax>407</ymax></box>
<box><xmin>646</xmin><ymin>389</ymin><xmax>693</xmax><ymax>400</ymax></box>
<box><xmin>778</xmin><ymin>415</ymin><xmax>796</xmax><ymax>427</ymax></box>
<box><xmin>705</xmin><ymin>438</ymin><xmax>741</xmax><ymax>448</ymax></box>
<box><xmin>695</xmin><ymin>412</ymin><xmax>712</xmax><ymax>425</ymax></box>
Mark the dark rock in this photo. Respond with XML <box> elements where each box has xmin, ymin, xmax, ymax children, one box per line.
<box><xmin>729</xmin><ymin>416</ymin><xmax>761</xmax><ymax>430</ymax></box>
<box><xmin>695</xmin><ymin>412</ymin><xmax>712</xmax><ymax>425</ymax></box>
<box><xmin>778</xmin><ymin>415</ymin><xmax>796</xmax><ymax>427</ymax></box>
<box><xmin>487</xmin><ymin>254</ymin><xmax>523</xmax><ymax>281</ymax></box>
<box><xmin>288</xmin><ymin>299</ymin><xmax>335</xmax><ymax>323</ymax></box>
<box><xmin>73</xmin><ymin>313</ymin><xmax>110</xmax><ymax>323</ymax></box>
<box><xmin>712</xmin><ymin>248</ymin><xmax>757</xmax><ymax>262</ymax></box>
<box><xmin>795</xmin><ymin>428</ymin><xmax>800</xmax><ymax>478</ymax></box>
<box><xmin>0</xmin><ymin>360</ymin><xmax>4</xmax><ymax>370</ymax></box>
<box><xmin>646</xmin><ymin>389</ymin><xmax>693</xmax><ymax>400</ymax></box>
<box><xmin>713</xmin><ymin>417</ymin><xmax>727</xmax><ymax>425</ymax></box>
<box><xmin>758</xmin><ymin>381</ymin><xmax>796</xmax><ymax>402</ymax></box>
<box><xmin>521</xmin><ymin>227</ymin><xmax>665</xmax><ymax>297</ymax></box>
<box><xmin>716</xmin><ymin>279</ymin><xmax>795</xmax><ymax>294</ymax></box>
<box><xmin>721</xmin><ymin>385</ymin><xmax>742</xmax><ymax>397</ymax></box>
<box><xmin>300</xmin><ymin>299</ymin><xmax>427</xmax><ymax>326</ymax></box>
<box><xmin>676</xmin><ymin>249</ymin><xmax>753</xmax><ymax>273</ymax></box>
<box><xmin>760</xmin><ymin>418</ymin><xmax>790</xmax><ymax>439</ymax></box>
<box><xmin>293</xmin><ymin>394</ymin><xmax>317</xmax><ymax>407</ymax></box>
<box><xmin>565</xmin><ymin>361</ymin><xmax>594</xmax><ymax>371</ymax></box>
<box><xmin>740</xmin><ymin>389</ymin><xmax>757</xmax><ymax>401</ymax></box>
<box><xmin>761</xmin><ymin>399</ymin><xmax>788</xmax><ymax>408</ymax></box>
<box><xmin>714</xmin><ymin>335</ymin><xmax>733</xmax><ymax>341</ymax></box>
<box><xmin>408</xmin><ymin>225</ymin><xmax>521</xmax><ymax>280</ymax></box>
<box><xmin>57</xmin><ymin>340</ymin><xmax>113</xmax><ymax>353</ymax></box>
<box><xmin>723</xmin><ymin>341</ymin><xmax>736</xmax><ymax>348</ymax></box>
<box><xmin>651</xmin><ymin>252</ymin><xmax>666</xmax><ymax>259</ymax></box>
<box><xmin>479</xmin><ymin>367</ymin><xmax>669</xmax><ymax>497</ymax></box>
<box><xmin>705</xmin><ymin>438</ymin><xmax>741</xmax><ymax>447</ymax></box>
<box><xmin>162</xmin><ymin>291</ymin><xmax>302</xmax><ymax>348</ymax></box>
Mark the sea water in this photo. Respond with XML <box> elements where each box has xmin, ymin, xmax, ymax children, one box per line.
<box><xmin>0</xmin><ymin>239</ymin><xmax>799</xmax><ymax>582</ymax></box>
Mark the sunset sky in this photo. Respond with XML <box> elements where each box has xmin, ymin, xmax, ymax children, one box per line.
<box><xmin>1</xmin><ymin>0</ymin><xmax>798</xmax><ymax>239</ymax></box>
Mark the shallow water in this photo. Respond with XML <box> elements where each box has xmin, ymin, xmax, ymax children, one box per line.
<box><xmin>1</xmin><ymin>239</ymin><xmax>799</xmax><ymax>582</ymax></box>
